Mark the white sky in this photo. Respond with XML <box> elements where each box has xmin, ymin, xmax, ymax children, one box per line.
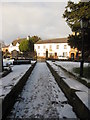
<box><xmin>0</xmin><ymin>0</ymin><xmax>80</xmax><ymax>45</ymax></box>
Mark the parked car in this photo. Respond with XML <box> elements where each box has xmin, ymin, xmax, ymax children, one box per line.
<box><xmin>58</xmin><ymin>56</ymin><xmax>68</xmax><ymax>60</ymax></box>
<box><xmin>3</xmin><ymin>58</ymin><xmax>14</xmax><ymax>66</ymax></box>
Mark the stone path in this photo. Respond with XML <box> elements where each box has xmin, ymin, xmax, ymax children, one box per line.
<box><xmin>7</xmin><ymin>62</ymin><xmax>77</xmax><ymax>119</ymax></box>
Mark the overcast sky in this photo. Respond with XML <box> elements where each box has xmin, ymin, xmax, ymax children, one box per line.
<box><xmin>0</xmin><ymin>0</ymin><xmax>80</xmax><ymax>45</ymax></box>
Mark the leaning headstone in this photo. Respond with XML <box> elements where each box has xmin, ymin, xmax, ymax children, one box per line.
<box><xmin>0</xmin><ymin>43</ymin><xmax>3</xmax><ymax>72</ymax></box>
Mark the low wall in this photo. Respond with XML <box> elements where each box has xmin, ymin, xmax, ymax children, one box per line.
<box><xmin>13</xmin><ymin>59</ymin><xmax>31</xmax><ymax>65</ymax></box>
<box><xmin>54</xmin><ymin>63</ymin><xmax>90</xmax><ymax>88</ymax></box>
<box><xmin>2</xmin><ymin>62</ymin><xmax>36</xmax><ymax>119</ymax></box>
<box><xmin>46</xmin><ymin>61</ymin><xmax>90</xmax><ymax>119</ymax></box>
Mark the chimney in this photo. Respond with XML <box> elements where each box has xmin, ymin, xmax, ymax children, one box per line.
<box><xmin>17</xmin><ymin>37</ymin><xmax>20</xmax><ymax>40</ymax></box>
<box><xmin>27</xmin><ymin>36</ymin><xmax>30</xmax><ymax>40</ymax></box>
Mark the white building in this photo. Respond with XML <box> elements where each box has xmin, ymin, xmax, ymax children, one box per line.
<box><xmin>9</xmin><ymin>42</ymin><xmax>20</xmax><ymax>53</ymax></box>
<box><xmin>8</xmin><ymin>37</ymin><xmax>29</xmax><ymax>53</ymax></box>
<box><xmin>34</xmin><ymin>38</ymin><xmax>71</xmax><ymax>59</ymax></box>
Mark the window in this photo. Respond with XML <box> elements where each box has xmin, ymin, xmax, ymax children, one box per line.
<box><xmin>43</xmin><ymin>46</ymin><xmax>46</xmax><ymax>49</ymax></box>
<box><xmin>56</xmin><ymin>45</ymin><xmax>59</xmax><ymax>49</ymax></box>
<box><xmin>49</xmin><ymin>45</ymin><xmax>52</xmax><ymax>51</ymax></box>
<box><xmin>64</xmin><ymin>45</ymin><xmax>67</xmax><ymax>49</ymax></box>
<box><xmin>38</xmin><ymin>53</ymin><xmax>40</xmax><ymax>56</ymax></box>
<box><xmin>49</xmin><ymin>45</ymin><xmax>52</xmax><ymax>49</ymax></box>
<box><xmin>63</xmin><ymin>52</ymin><xmax>67</xmax><ymax>57</ymax></box>
<box><xmin>38</xmin><ymin>46</ymin><xmax>40</xmax><ymax>49</ymax></box>
<box><xmin>43</xmin><ymin>53</ymin><xmax>46</xmax><ymax>56</ymax></box>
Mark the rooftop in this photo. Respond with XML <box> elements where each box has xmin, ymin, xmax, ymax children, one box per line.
<box><xmin>35</xmin><ymin>38</ymin><xmax>68</xmax><ymax>44</ymax></box>
<box><xmin>2</xmin><ymin>45</ymin><xmax>9</xmax><ymax>48</ymax></box>
<box><xmin>12</xmin><ymin>38</ymin><xmax>26</xmax><ymax>46</ymax></box>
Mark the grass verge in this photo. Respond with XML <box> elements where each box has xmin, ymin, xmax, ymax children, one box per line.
<box><xmin>73</xmin><ymin>67</ymin><xmax>90</xmax><ymax>79</ymax></box>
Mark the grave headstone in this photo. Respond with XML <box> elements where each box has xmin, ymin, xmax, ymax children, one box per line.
<box><xmin>0</xmin><ymin>43</ymin><xmax>3</xmax><ymax>72</ymax></box>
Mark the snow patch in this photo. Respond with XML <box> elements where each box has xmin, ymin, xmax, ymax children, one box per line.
<box><xmin>0</xmin><ymin>65</ymin><xmax>31</xmax><ymax>99</ymax></box>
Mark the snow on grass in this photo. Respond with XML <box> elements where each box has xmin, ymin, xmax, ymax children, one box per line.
<box><xmin>0</xmin><ymin>64</ymin><xmax>31</xmax><ymax>99</ymax></box>
<box><xmin>7</xmin><ymin>62</ymin><xmax>77</xmax><ymax>119</ymax></box>
<box><xmin>47</xmin><ymin>61</ymin><xmax>88</xmax><ymax>92</ymax></box>
<box><xmin>55</xmin><ymin>61</ymin><xmax>89</xmax><ymax>81</ymax></box>
<box><xmin>55</xmin><ymin>61</ymin><xmax>89</xmax><ymax>72</ymax></box>
<box><xmin>47</xmin><ymin>61</ymin><xmax>89</xmax><ymax>110</ymax></box>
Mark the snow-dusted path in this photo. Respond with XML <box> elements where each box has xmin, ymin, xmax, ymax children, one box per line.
<box><xmin>7</xmin><ymin>62</ymin><xmax>77</xmax><ymax>119</ymax></box>
<box><xmin>0</xmin><ymin>65</ymin><xmax>31</xmax><ymax>99</ymax></box>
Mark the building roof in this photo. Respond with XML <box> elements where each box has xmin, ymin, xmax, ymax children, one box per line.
<box><xmin>35</xmin><ymin>38</ymin><xmax>68</xmax><ymax>44</ymax></box>
<box><xmin>12</xmin><ymin>38</ymin><xmax>26</xmax><ymax>46</ymax></box>
<box><xmin>2</xmin><ymin>45</ymin><xmax>9</xmax><ymax>48</ymax></box>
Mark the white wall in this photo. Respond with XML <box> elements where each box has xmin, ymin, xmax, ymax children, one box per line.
<box><xmin>8</xmin><ymin>43</ymin><xmax>20</xmax><ymax>53</ymax></box>
<box><xmin>34</xmin><ymin>43</ymin><xmax>71</xmax><ymax>58</ymax></box>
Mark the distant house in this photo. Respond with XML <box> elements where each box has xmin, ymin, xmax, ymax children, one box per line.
<box><xmin>34</xmin><ymin>38</ymin><xmax>71</xmax><ymax>59</ymax></box>
<box><xmin>2</xmin><ymin>45</ymin><xmax>9</xmax><ymax>53</ymax></box>
<box><xmin>2</xmin><ymin>39</ymin><xmax>21</xmax><ymax>58</ymax></box>
<box><xmin>2</xmin><ymin>36</ymin><xmax>31</xmax><ymax>58</ymax></box>
<box><xmin>8</xmin><ymin>38</ymin><xmax>23</xmax><ymax>53</ymax></box>
<box><xmin>69</xmin><ymin>48</ymin><xmax>81</xmax><ymax>60</ymax></box>
<box><xmin>34</xmin><ymin>38</ymin><xmax>80</xmax><ymax>60</ymax></box>
<box><xmin>7</xmin><ymin>38</ymin><xmax>23</xmax><ymax>58</ymax></box>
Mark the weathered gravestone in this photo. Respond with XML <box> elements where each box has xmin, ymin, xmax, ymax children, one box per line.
<box><xmin>0</xmin><ymin>43</ymin><xmax>3</xmax><ymax>72</ymax></box>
